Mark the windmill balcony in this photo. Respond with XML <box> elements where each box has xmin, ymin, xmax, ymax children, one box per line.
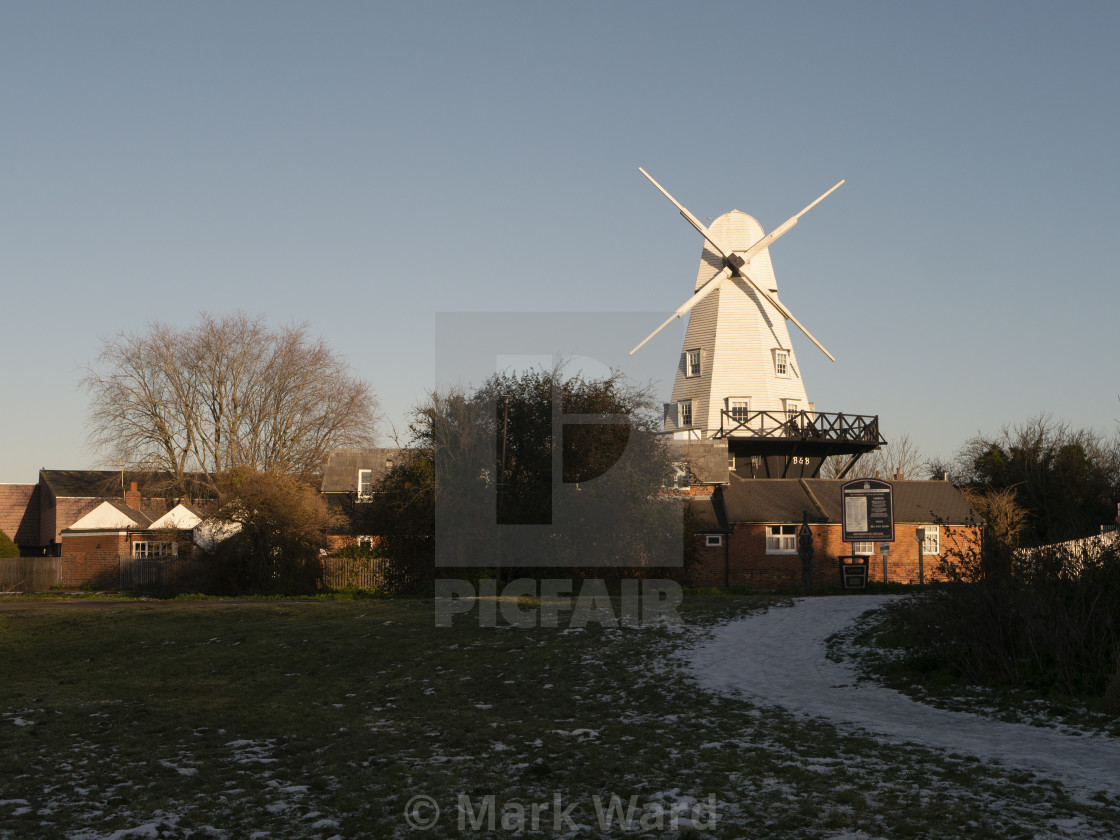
<box><xmin>715</xmin><ymin>409</ymin><xmax>883</xmax><ymax>445</ymax></box>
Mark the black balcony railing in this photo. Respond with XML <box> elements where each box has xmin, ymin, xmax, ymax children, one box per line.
<box><xmin>715</xmin><ymin>409</ymin><xmax>883</xmax><ymax>445</ymax></box>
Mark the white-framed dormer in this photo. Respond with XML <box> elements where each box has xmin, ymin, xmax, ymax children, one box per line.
<box><xmin>774</xmin><ymin>348</ymin><xmax>790</xmax><ymax>378</ymax></box>
<box><xmin>358</xmin><ymin>469</ymin><xmax>374</xmax><ymax>500</ymax></box>
<box><xmin>684</xmin><ymin>348</ymin><xmax>702</xmax><ymax>378</ymax></box>
<box><xmin>678</xmin><ymin>399</ymin><xmax>693</xmax><ymax>427</ymax></box>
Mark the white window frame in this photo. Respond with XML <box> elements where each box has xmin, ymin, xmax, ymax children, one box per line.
<box><xmin>357</xmin><ymin>535</ymin><xmax>374</xmax><ymax>549</ymax></box>
<box><xmin>765</xmin><ymin>525</ymin><xmax>797</xmax><ymax>554</ymax></box>
<box><xmin>358</xmin><ymin>469</ymin><xmax>374</xmax><ymax>499</ymax></box>
<box><xmin>919</xmin><ymin>526</ymin><xmax>940</xmax><ymax>555</ymax></box>
<box><xmin>678</xmin><ymin>399</ymin><xmax>693</xmax><ymax>427</ymax></box>
<box><xmin>705</xmin><ymin>534</ymin><xmax>723</xmax><ymax>547</ymax></box>
<box><xmin>852</xmin><ymin>541</ymin><xmax>875</xmax><ymax>555</ymax></box>
<box><xmin>132</xmin><ymin>541</ymin><xmax>175</xmax><ymax>559</ymax></box>
<box><xmin>669</xmin><ymin>462</ymin><xmax>690</xmax><ymax>490</ymax></box>
<box><xmin>727</xmin><ymin>397</ymin><xmax>750</xmax><ymax>424</ymax></box>
<box><xmin>685</xmin><ymin>349</ymin><xmax>702</xmax><ymax>378</ymax></box>
<box><xmin>774</xmin><ymin>349</ymin><xmax>790</xmax><ymax>378</ymax></box>
<box><xmin>785</xmin><ymin>399</ymin><xmax>800</xmax><ymax>420</ymax></box>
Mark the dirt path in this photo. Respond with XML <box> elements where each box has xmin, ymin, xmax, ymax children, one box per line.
<box><xmin>684</xmin><ymin>596</ymin><xmax>1120</xmax><ymax>800</ymax></box>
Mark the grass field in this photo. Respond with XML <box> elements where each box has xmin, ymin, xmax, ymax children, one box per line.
<box><xmin>1</xmin><ymin>594</ymin><xmax>1117</xmax><ymax>839</ymax></box>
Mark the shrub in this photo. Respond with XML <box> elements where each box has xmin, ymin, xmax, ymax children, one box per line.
<box><xmin>0</xmin><ymin>529</ymin><xmax>18</xmax><ymax>558</ymax></box>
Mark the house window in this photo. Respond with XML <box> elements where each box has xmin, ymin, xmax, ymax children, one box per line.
<box><xmin>852</xmin><ymin>541</ymin><xmax>874</xmax><ymax>555</ymax></box>
<box><xmin>669</xmin><ymin>462</ymin><xmax>690</xmax><ymax>490</ymax></box>
<box><xmin>685</xmin><ymin>349</ymin><xmax>701</xmax><ymax>378</ymax></box>
<box><xmin>132</xmin><ymin>541</ymin><xmax>174</xmax><ymax>558</ymax></box>
<box><xmin>918</xmin><ymin>526</ymin><xmax>940</xmax><ymax>555</ymax></box>
<box><xmin>728</xmin><ymin>453</ymin><xmax>736</xmax><ymax>471</ymax></box>
<box><xmin>728</xmin><ymin>398</ymin><xmax>750</xmax><ymax>424</ymax></box>
<box><xmin>766</xmin><ymin>525</ymin><xmax>797</xmax><ymax>554</ymax></box>
<box><xmin>358</xmin><ymin>469</ymin><xmax>374</xmax><ymax>498</ymax></box>
<box><xmin>775</xmin><ymin>349</ymin><xmax>789</xmax><ymax>377</ymax></box>
<box><xmin>678</xmin><ymin>400</ymin><xmax>693</xmax><ymax>427</ymax></box>
<box><xmin>357</xmin><ymin>535</ymin><xmax>374</xmax><ymax>549</ymax></box>
<box><xmin>705</xmin><ymin>535</ymin><xmax>723</xmax><ymax>547</ymax></box>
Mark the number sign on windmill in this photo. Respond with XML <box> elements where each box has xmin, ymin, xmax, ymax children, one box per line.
<box><xmin>631</xmin><ymin>169</ymin><xmax>884</xmax><ymax>479</ymax></box>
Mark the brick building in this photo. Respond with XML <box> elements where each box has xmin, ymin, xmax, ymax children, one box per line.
<box><xmin>687</xmin><ymin>475</ymin><xmax>980</xmax><ymax>589</ymax></box>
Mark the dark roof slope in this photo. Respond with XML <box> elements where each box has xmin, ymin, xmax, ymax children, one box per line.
<box><xmin>40</xmin><ymin>470</ymin><xmax>132</xmax><ymax>499</ymax></box>
<box><xmin>39</xmin><ymin>470</ymin><xmax>213</xmax><ymax>500</ymax></box>
<box><xmin>719</xmin><ymin>477</ymin><xmax>979</xmax><ymax>525</ymax></box>
<box><xmin>321</xmin><ymin>448</ymin><xmax>404</xmax><ymax>493</ymax></box>
<box><xmin>688</xmin><ymin>493</ymin><xmax>730</xmax><ymax>533</ymax></box>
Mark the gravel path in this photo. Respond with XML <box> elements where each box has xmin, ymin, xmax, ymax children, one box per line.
<box><xmin>685</xmin><ymin>595</ymin><xmax>1120</xmax><ymax>799</ymax></box>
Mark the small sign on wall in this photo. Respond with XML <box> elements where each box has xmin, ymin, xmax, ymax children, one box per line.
<box><xmin>841</xmin><ymin>479</ymin><xmax>895</xmax><ymax>542</ymax></box>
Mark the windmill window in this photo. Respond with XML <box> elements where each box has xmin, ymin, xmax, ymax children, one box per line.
<box><xmin>775</xmin><ymin>349</ymin><xmax>789</xmax><ymax>377</ymax></box>
<box><xmin>766</xmin><ymin>525</ymin><xmax>797</xmax><ymax>554</ymax></box>
<box><xmin>785</xmin><ymin>399</ymin><xmax>800</xmax><ymax>417</ymax></box>
<box><xmin>685</xmin><ymin>349</ymin><xmax>702</xmax><ymax>378</ymax></box>
<box><xmin>728</xmin><ymin>398</ymin><xmax>750</xmax><ymax>423</ymax></box>
<box><xmin>678</xmin><ymin>400</ymin><xmax>693</xmax><ymax>427</ymax></box>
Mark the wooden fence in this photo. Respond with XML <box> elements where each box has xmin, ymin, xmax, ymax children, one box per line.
<box><xmin>0</xmin><ymin>558</ymin><xmax>62</xmax><ymax>593</ymax></box>
<box><xmin>320</xmin><ymin>555</ymin><xmax>386</xmax><ymax>591</ymax></box>
<box><xmin>119</xmin><ymin>556</ymin><xmax>208</xmax><ymax>592</ymax></box>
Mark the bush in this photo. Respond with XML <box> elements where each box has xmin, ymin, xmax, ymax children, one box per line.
<box><xmin>0</xmin><ymin>529</ymin><xmax>18</xmax><ymax>558</ymax></box>
<box><xmin>886</xmin><ymin>535</ymin><xmax>1120</xmax><ymax>710</ymax></box>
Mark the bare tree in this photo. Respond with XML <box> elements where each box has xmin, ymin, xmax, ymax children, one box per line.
<box><xmin>819</xmin><ymin>433</ymin><xmax>926</xmax><ymax>480</ymax></box>
<box><xmin>857</xmin><ymin>433</ymin><xmax>926</xmax><ymax>480</ymax></box>
<box><xmin>82</xmin><ymin>313</ymin><xmax>377</xmax><ymax>492</ymax></box>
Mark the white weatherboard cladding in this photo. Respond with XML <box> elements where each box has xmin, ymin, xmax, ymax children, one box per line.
<box><xmin>668</xmin><ymin>211</ymin><xmax>810</xmax><ymax>436</ymax></box>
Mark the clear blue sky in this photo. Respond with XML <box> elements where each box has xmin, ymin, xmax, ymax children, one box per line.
<box><xmin>3</xmin><ymin>1</ymin><xmax>1118</xmax><ymax>480</ymax></box>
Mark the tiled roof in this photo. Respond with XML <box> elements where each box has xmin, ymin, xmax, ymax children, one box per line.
<box><xmin>39</xmin><ymin>470</ymin><xmax>211</xmax><ymax>500</ymax></box>
<box><xmin>688</xmin><ymin>493</ymin><xmax>730</xmax><ymax>533</ymax></box>
<box><xmin>321</xmin><ymin>448</ymin><xmax>405</xmax><ymax>493</ymax></box>
<box><xmin>666</xmin><ymin>440</ymin><xmax>730</xmax><ymax>485</ymax></box>
<box><xmin>719</xmin><ymin>477</ymin><xmax>979</xmax><ymax>525</ymax></box>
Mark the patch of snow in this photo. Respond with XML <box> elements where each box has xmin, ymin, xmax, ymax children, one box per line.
<box><xmin>683</xmin><ymin>596</ymin><xmax>1120</xmax><ymax>799</ymax></box>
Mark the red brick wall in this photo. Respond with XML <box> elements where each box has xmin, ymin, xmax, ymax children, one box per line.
<box><xmin>45</xmin><ymin>498</ymin><xmax>103</xmax><ymax>545</ymax></box>
<box><xmin>0</xmin><ymin>484</ymin><xmax>41</xmax><ymax>547</ymax></box>
<box><xmin>689</xmin><ymin>523</ymin><xmax>981</xmax><ymax>590</ymax></box>
<box><xmin>60</xmin><ymin>533</ymin><xmax>130</xmax><ymax>588</ymax></box>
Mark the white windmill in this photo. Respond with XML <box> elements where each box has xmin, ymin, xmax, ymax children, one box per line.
<box><xmin>632</xmin><ymin>169</ymin><xmax>882</xmax><ymax>479</ymax></box>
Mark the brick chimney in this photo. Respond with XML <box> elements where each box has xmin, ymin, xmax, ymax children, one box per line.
<box><xmin>125</xmin><ymin>481</ymin><xmax>141</xmax><ymax>511</ymax></box>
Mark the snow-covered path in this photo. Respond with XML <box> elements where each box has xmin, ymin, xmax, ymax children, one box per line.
<box><xmin>686</xmin><ymin>596</ymin><xmax>1120</xmax><ymax>798</ymax></box>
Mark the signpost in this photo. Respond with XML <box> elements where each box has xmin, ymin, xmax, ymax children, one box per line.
<box><xmin>841</xmin><ymin>479</ymin><xmax>895</xmax><ymax>542</ymax></box>
<box><xmin>798</xmin><ymin>511</ymin><xmax>814</xmax><ymax>594</ymax></box>
<box><xmin>841</xmin><ymin>480</ymin><xmax>894</xmax><ymax>586</ymax></box>
<box><xmin>915</xmin><ymin>527</ymin><xmax>926</xmax><ymax>585</ymax></box>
